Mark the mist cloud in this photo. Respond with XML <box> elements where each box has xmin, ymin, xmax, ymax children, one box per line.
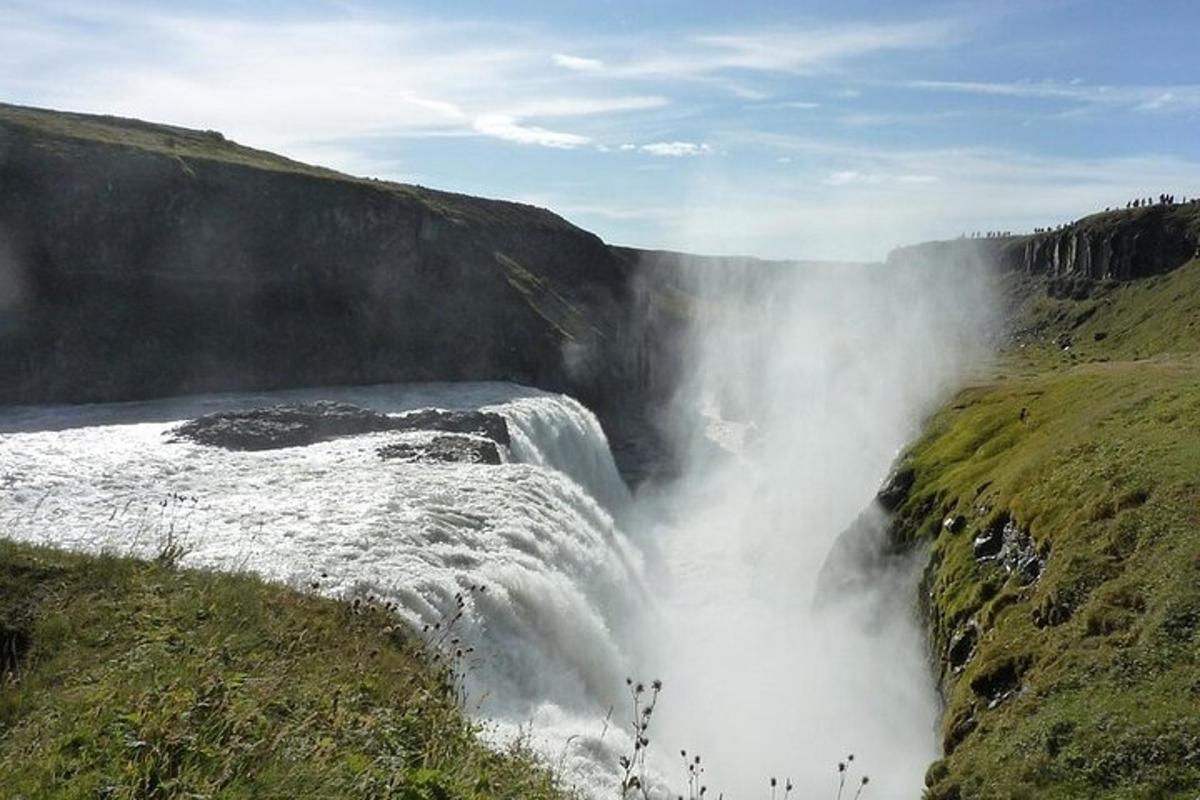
<box><xmin>630</xmin><ymin>245</ymin><xmax>997</xmax><ymax>795</ymax></box>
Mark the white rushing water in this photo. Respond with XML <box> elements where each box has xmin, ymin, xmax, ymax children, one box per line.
<box><xmin>0</xmin><ymin>382</ymin><xmax>646</xmax><ymax>792</ymax></box>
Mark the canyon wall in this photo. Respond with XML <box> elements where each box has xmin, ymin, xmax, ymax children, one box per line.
<box><xmin>0</xmin><ymin>103</ymin><xmax>685</xmax><ymax>434</ymax></box>
<box><xmin>888</xmin><ymin>204</ymin><xmax>1200</xmax><ymax>297</ymax></box>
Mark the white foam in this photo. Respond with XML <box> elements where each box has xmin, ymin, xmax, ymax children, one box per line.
<box><xmin>0</xmin><ymin>381</ymin><xmax>643</xmax><ymax>795</ymax></box>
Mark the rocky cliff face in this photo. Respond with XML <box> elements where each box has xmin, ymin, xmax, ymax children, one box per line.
<box><xmin>0</xmin><ymin>104</ymin><xmax>686</xmax><ymax>435</ymax></box>
<box><xmin>888</xmin><ymin>204</ymin><xmax>1200</xmax><ymax>297</ymax></box>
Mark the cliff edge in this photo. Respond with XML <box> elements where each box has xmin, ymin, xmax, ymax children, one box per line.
<box><xmin>888</xmin><ymin>204</ymin><xmax>1200</xmax><ymax>298</ymax></box>
<box><xmin>0</xmin><ymin>103</ymin><xmax>682</xmax><ymax>434</ymax></box>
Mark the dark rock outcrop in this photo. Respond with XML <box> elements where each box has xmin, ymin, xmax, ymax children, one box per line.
<box><xmin>169</xmin><ymin>402</ymin><xmax>510</xmax><ymax>452</ymax></box>
<box><xmin>969</xmin><ymin>656</ymin><xmax>1028</xmax><ymax>709</ymax></box>
<box><xmin>972</xmin><ymin>515</ymin><xmax>1043</xmax><ymax>585</ymax></box>
<box><xmin>169</xmin><ymin>402</ymin><xmax>404</xmax><ymax>450</ymax></box>
<box><xmin>946</xmin><ymin>622</ymin><xmax>979</xmax><ymax>673</ymax></box>
<box><xmin>877</xmin><ymin>465</ymin><xmax>916</xmax><ymax>512</ymax></box>
<box><xmin>389</xmin><ymin>408</ymin><xmax>509</xmax><ymax>445</ymax></box>
<box><xmin>377</xmin><ymin>435</ymin><xmax>501</xmax><ymax>465</ymax></box>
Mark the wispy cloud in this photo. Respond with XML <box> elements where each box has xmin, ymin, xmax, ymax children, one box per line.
<box><xmin>766</xmin><ymin>100</ymin><xmax>822</xmax><ymax>110</ymax></box>
<box><xmin>821</xmin><ymin>169</ymin><xmax>937</xmax><ymax>186</ymax></box>
<box><xmin>3</xmin><ymin>1</ymin><xmax>1197</xmax><ymax>261</ymax></box>
<box><xmin>472</xmin><ymin>115</ymin><xmax>589</xmax><ymax>148</ymax></box>
<box><xmin>640</xmin><ymin>141</ymin><xmax>712</xmax><ymax>157</ymax></box>
<box><xmin>502</xmin><ymin>96</ymin><xmax>668</xmax><ymax>118</ymax></box>
<box><xmin>0</xmin><ymin>4</ymin><xmax>676</xmax><ymax>157</ymax></box>
<box><xmin>1138</xmin><ymin>92</ymin><xmax>1177</xmax><ymax>111</ymax></box>
<box><xmin>617</xmin><ymin>21</ymin><xmax>962</xmax><ymax>79</ymax></box>
<box><xmin>824</xmin><ymin>170</ymin><xmax>882</xmax><ymax>186</ymax></box>
<box><xmin>906</xmin><ymin>78</ymin><xmax>1200</xmax><ymax>112</ymax></box>
<box><xmin>552</xmin><ymin>53</ymin><xmax>604</xmax><ymax>72</ymax></box>
<box><xmin>656</xmin><ymin>127</ymin><xmax>1200</xmax><ymax>258</ymax></box>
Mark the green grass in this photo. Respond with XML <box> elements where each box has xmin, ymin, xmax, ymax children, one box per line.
<box><xmin>896</xmin><ymin>261</ymin><xmax>1200</xmax><ymax>798</ymax></box>
<box><xmin>0</xmin><ymin>539</ymin><xmax>570</xmax><ymax>800</ymax></box>
<box><xmin>1005</xmin><ymin>257</ymin><xmax>1200</xmax><ymax>369</ymax></box>
<box><xmin>0</xmin><ymin>102</ymin><xmax>357</xmax><ymax>182</ymax></box>
<box><xmin>0</xmin><ymin>101</ymin><xmax>583</xmax><ymax>232</ymax></box>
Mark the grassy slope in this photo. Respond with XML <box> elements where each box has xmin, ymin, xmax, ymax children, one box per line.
<box><xmin>0</xmin><ymin>540</ymin><xmax>567</xmax><ymax>800</ymax></box>
<box><xmin>905</xmin><ymin>260</ymin><xmax>1200</xmax><ymax>799</ymax></box>
<box><xmin>0</xmin><ymin>102</ymin><xmax>580</xmax><ymax>232</ymax></box>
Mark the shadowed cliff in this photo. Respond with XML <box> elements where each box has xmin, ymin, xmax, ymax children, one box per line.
<box><xmin>0</xmin><ymin>103</ymin><xmax>684</xmax><ymax>443</ymax></box>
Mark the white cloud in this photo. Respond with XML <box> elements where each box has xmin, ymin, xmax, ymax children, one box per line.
<box><xmin>642</xmin><ymin>147</ymin><xmax>1200</xmax><ymax>261</ymax></box>
<box><xmin>5</xmin><ymin>1</ymin><xmax>1198</xmax><ymax>263</ymax></box>
<box><xmin>640</xmin><ymin>141</ymin><xmax>711</xmax><ymax>157</ymax></box>
<box><xmin>472</xmin><ymin>115</ymin><xmax>589</xmax><ymax>148</ymax></box>
<box><xmin>552</xmin><ymin>53</ymin><xmax>604</xmax><ymax>72</ymax></box>
<box><xmin>1138</xmin><ymin>92</ymin><xmax>1175</xmax><ymax>111</ymax></box>
<box><xmin>398</xmin><ymin>92</ymin><xmax>468</xmax><ymax>121</ymax></box>
<box><xmin>907</xmin><ymin>79</ymin><xmax>1200</xmax><ymax>112</ymax></box>
<box><xmin>0</xmin><ymin>4</ymin><xmax>676</xmax><ymax>158</ymax></box>
<box><xmin>502</xmin><ymin>95</ymin><xmax>668</xmax><ymax>118</ymax></box>
<box><xmin>677</xmin><ymin>21</ymin><xmax>960</xmax><ymax>76</ymax></box>
<box><xmin>822</xmin><ymin>169</ymin><xmax>938</xmax><ymax>186</ymax></box>
<box><xmin>539</xmin><ymin>19</ymin><xmax>964</xmax><ymax>91</ymax></box>
<box><xmin>0</xmin><ymin>2</ymin><xmax>976</xmax><ymax>168</ymax></box>
<box><xmin>824</xmin><ymin>170</ymin><xmax>882</xmax><ymax>185</ymax></box>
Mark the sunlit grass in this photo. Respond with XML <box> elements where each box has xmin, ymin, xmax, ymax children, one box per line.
<box><xmin>895</xmin><ymin>262</ymin><xmax>1200</xmax><ymax>798</ymax></box>
<box><xmin>0</xmin><ymin>539</ymin><xmax>569</xmax><ymax>799</ymax></box>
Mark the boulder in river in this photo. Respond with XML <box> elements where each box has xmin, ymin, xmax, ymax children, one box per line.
<box><xmin>390</xmin><ymin>408</ymin><xmax>510</xmax><ymax>445</ymax></box>
<box><xmin>377</xmin><ymin>435</ymin><xmax>502</xmax><ymax>465</ymax></box>
<box><xmin>169</xmin><ymin>402</ymin><xmax>510</xmax><ymax>451</ymax></box>
<box><xmin>169</xmin><ymin>402</ymin><xmax>404</xmax><ymax>450</ymax></box>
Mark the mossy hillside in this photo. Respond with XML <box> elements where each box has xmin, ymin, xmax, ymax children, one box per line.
<box><xmin>0</xmin><ymin>539</ymin><xmax>569</xmax><ymax>800</ymax></box>
<box><xmin>1005</xmin><ymin>256</ymin><xmax>1200</xmax><ymax>370</ymax></box>
<box><xmin>896</xmin><ymin>262</ymin><xmax>1200</xmax><ymax>798</ymax></box>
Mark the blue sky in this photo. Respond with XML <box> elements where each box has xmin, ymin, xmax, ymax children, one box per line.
<box><xmin>3</xmin><ymin>0</ymin><xmax>1199</xmax><ymax>260</ymax></box>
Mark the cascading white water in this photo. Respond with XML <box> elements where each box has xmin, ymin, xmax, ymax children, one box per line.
<box><xmin>0</xmin><ymin>382</ymin><xmax>645</xmax><ymax>793</ymax></box>
<box><xmin>498</xmin><ymin>394</ymin><xmax>632</xmax><ymax>517</ymax></box>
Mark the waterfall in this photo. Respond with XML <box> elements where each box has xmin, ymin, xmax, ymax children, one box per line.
<box><xmin>0</xmin><ymin>382</ymin><xmax>647</xmax><ymax>793</ymax></box>
<box><xmin>492</xmin><ymin>393</ymin><xmax>632</xmax><ymax>516</ymax></box>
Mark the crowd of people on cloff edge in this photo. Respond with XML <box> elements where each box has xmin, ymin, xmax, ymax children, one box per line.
<box><xmin>959</xmin><ymin>192</ymin><xmax>1197</xmax><ymax>240</ymax></box>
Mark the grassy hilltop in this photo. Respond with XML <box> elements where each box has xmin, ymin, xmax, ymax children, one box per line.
<box><xmin>896</xmin><ymin>258</ymin><xmax>1200</xmax><ymax>799</ymax></box>
<box><xmin>0</xmin><ymin>102</ymin><xmax>580</xmax><ymax>229</ymax></box>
